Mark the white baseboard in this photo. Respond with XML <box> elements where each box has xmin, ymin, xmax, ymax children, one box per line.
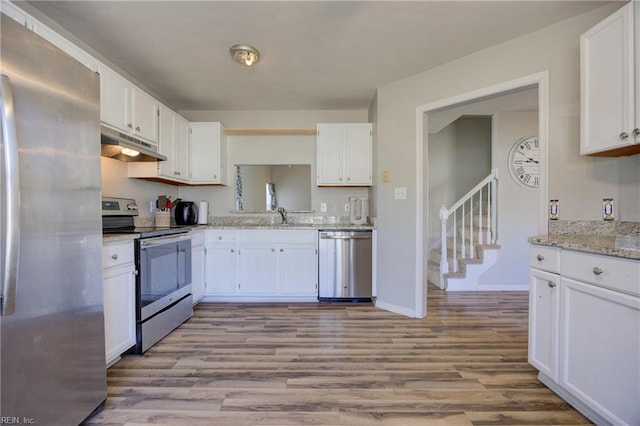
<box><xmin>200</xmin><ymin>295</ymin><xmax>318</xmax><ymax>303</ymax></box>
<box><xmin>375</xmin><ymin>299</ymin><xmax>416</xmax><ymax>318</ymax></box>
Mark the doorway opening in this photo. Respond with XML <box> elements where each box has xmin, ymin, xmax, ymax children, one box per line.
<box><xmin>414</xmin><ymin>71</ymin><xmax>549</xmax><ymax>317</ymax></box>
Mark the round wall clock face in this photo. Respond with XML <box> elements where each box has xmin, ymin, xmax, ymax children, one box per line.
<box><xmin>508</xmin><ymin>136</ymin><xmax>539</xmax><ymax>189</ymax></box>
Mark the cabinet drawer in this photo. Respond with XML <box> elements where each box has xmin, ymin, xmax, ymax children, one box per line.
<box><xmin>238</xmin><ymin>229</ymin><xmax>317</xmax><ymax>244</ymax></box>
<box><xmin>530</xmin><ymin>245</ymin><xmax>560</xmax><ymax>273</ymax></box>
<box><xmin>102</xmin><ymin>241</ymin><xmax>134</xmax><ymax>268</ymax></box>
<box><xmin>205</xmin><ymin>229</ymin><xmax>236</xmax><ymax>244</ymax></box>
<box><xmin>561</xmin><ymin>250</ymin><xmax>640</xmax><ymax>297</ymax></box>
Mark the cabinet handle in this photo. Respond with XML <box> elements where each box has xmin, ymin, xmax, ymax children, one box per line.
<box><xmin>547</xmin><ymin>281</ymin><xmax>556</xmax><ymax>288</ymax></box>
<box><xmin>135</xmin><ymin>126</ymin><xmax>141</xmax><ymax>131</ymax></box>
<box><xmin>271</xmin><ymin>248</ymin><xmax>275</xmax><ymax>252</ymax></box>
<box><xmin>633</xmin><ymin>128</ymin><xmax>640</xmax><ymax>136</ymax></box>
<box><xmin>218</xmin><ymin>236</ymin><xmax>223</xmax><ymax>240</ymax></box>
<box><xmin>280</xmin><ymin>248</ymin><xmax>284</xmax><ymax>252</ymax></box>
<box><xmin>536</xmin><ymin>254</ymin><xmax>544</xmax><ymax>261</ymax></box>
<box><xmin>111</xmin><ymin>253</ymin><xmax>118</xmax><ymax>260</ymax></box>
<box><xmin>347</xmin><ymin>177</ymin><xmax>351</xmax><ymax>181</ymax></box>
<box><xmin>230</xmin><ymin>249</ymin><xmax>235</xmax><ymax>253</ymax></box>
<box><xmin>127</xmin><ymin>123</ymin><xmax>132</xmax><ymax>128</ymax></box>
<box><xmin>592</xmin><ymin>267</ymin><xmax>603</xmax><ymax>276</ymax></box>
<box><xmin>338</xmin><ymin>177</ymin><xmax>342</xmax><ymax>181</ymax></box>
<box><xmin>133</xmin><ymin>269</ymin><xmax>139</xmax><ymax>276</ymax></box>
<box><xmin>619</xmin><ymin>131</ymin><xmax>629</xmax><ymax>140</ymax></box>
<box><xmin>213</xmin><ymin>174</ymin><xmax>217</xmax><ymax>179</ymax></box>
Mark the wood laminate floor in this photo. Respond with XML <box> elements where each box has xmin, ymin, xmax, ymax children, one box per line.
<box><xmin>86</xmin><ymin>286</ymin><xmax>592</xmax><ymax>425</ymax></box>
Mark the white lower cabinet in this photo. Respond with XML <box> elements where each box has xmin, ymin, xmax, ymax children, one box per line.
<box><xmin>528</xmin><ymin>269</ymin><xmax>559</xmax><ymax>381</ymax></box>
<box><xmin>204</xmin><ymin>230</ymin><xmax>238</xmax><ymax>296</ymax></box>
<box><xmin>102</xmin><ymin>240</ymin><xmax>136</xmax><ymax>367</ymax></box>
<box><xmin>190</xmin><ymin>231</ymin><xmax>206</xmax><ymax>304</ymax></box>
<box><xmin>559</xmin><ymin>277</ymin><xmax>640</xmax><ymax>426</ymax></box>
<box><xmin>529</xmin><ymin>245</ymin><xmax>640</xmax><ymax>425</ymax></box>
<box><xmin>203</xmin><ymin>229</ymin><xmax>318</xmax><ymax>301</ymax></box>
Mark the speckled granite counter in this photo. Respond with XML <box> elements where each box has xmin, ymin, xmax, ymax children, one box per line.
<box><xmin>193</xmin><ymin>223</ymin><xmax>375</xmax><ymax>231</ymax></box>
<box><xmin>529</xmin><ymin>221</ymin><xmax>640</xmax><ymax>260</ymax></box>
<box><xmin>102</xmin><ymin>233</ymin><xmax>139</xmax><ymax>243</ymax></box>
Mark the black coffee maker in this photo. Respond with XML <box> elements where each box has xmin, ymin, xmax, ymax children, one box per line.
<box><xmin>174</xmin><ymin>201</ymin><xmax>198</xmax><ymax>225</ymax></box>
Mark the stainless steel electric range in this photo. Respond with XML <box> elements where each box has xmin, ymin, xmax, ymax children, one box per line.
<box><xmin>102</xmin><ymin>197</ymin><xmax>193</xmax><ymax>353</ymax></box>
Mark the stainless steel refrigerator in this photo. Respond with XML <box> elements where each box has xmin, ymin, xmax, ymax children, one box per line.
<box><xmin>1</xmin><ymin>14</ymin><xmax>107</xmax><ymax>425</ymax></box>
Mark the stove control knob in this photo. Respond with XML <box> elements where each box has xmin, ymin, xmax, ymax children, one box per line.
<box><xmin>127</xmin><ymin>202</ymin><xmax>138</xmax><ymax>211</ymax></box>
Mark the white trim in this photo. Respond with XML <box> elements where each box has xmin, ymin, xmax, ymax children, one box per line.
<box><xmin>416</xmin><ymin>71</ymin><xmax>550</xmax><ymax>303</ymax></box>
<box><xmin>415</xmin><ymin>108</ymin><xmax>426</xmax><ymax>318</ymax></box>
<box><xmin>375</xmin><ymin>299</ymin><xmax>418</xmax><ymax>318</ymax></box>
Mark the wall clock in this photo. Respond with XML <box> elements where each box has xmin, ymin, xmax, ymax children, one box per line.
<box><xmin>508</xmin><ymin>135</ymin><xmax>539</xmax><ymax>189</ymax></box>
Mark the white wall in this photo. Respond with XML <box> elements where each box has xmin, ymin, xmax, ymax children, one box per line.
<box><xmin>374</xmin><ymin>4</ymin><xmax>626</xmax><ymax>316</ymax></box>
<box><xmin>427</xmin><ymin>117</ymin><xmax>491</xmax><ymax>249</ymax></box>
<box><xmin>101</xmin><ymin>157</ymin><xmax>179</xmax><ymax>218</ymax></box>
<box><xmin>478</xmin><ymin>111</ymin><xmax>539</xmax><ymax>289</ymax></box>
<box><xmin>177</xmin><ymin>110</ymin><xmax>370</xmax><ymax>218</ymax></box>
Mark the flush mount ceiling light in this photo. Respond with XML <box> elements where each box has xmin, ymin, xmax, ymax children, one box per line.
<box><xmin>230</xmin><ymin>44</ymin><xmax>260</xmax><ymax>66</ymax></box>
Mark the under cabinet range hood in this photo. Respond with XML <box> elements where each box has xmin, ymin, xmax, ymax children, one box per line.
<box><xmin>100</xmin><ymin>125</ymin><xmax>167</xmax><ymax>162</ymax></box>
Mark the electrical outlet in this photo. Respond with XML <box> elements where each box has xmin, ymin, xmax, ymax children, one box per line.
<box><xmin>320</xmin><ymin>202</ymin><xmax>327</xmax><ymax>212</ymax></box>
<box><xmin>344</xmin><ymin>203</ymin><xmax>350</xmax><ymax>212</ymax></box>
<box><xmin>150</xmin><ymin>200</ymin><xmax>156</xmax><ymax>213</ymax></box>
<box><xmin>382</xmin><ymin>170</ymin><xmax>390</xmax><ymax>183</ymax></box>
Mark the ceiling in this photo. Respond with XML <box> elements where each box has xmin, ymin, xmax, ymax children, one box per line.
<box><xmin>24</xmin><ymin>1</ymin><xmax>613</xmax><ymax>111</ymax></box>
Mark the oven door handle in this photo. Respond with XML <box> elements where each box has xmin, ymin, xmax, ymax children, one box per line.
<box><xmin>139</xmin><ymin>234</ymin><xmax>192</xmax><ymax>248</ymax></box>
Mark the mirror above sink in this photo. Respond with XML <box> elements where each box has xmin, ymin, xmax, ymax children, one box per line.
<box><xmin>233</xmin><ymin>164</ymin><xmax>312</xmax><ymax>212</ymax></box>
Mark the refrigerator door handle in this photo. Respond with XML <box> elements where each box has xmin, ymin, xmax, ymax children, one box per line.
<box><xmin>1</xmin><ymin>74</ymin><xmax>21</xmax><ymax>316</ymax></box>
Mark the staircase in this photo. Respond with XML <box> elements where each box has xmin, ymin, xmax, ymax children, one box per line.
<box><xmin>429</xmin><ymin>170</ymin><xmax>501</xmax><ymax>291</ymax></box>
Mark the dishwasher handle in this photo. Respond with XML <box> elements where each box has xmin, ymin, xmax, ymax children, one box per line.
<box><xmin>320</xmin><ymin>232</ymin><xmax>371</xmax><ymax>240</ymax></box>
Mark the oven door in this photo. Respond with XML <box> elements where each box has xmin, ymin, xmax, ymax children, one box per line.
<box><xmin>137</xmin><ymin>234</ymin><xmax>192</xmax><ymax>321</ymax></box>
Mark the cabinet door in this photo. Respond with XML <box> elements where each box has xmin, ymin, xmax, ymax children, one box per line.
<box><xmin>157</xmin><ymin>105</ymin><xmax>177</xmax><ymax>179</ymax></box>
<box><xmin>100</xmin><ymin>66</ymin><xmax>130</xmax><ymax>133</ymax></box>
<box><xmin>528</xmin><ymin>269</ymin><xmax>559</xmax><ymax>381</ymax></box>
<box><xmin>278</xmin><ymin>245</ymin><xmax>317</xmax><ymax>295</ymax></box>
<box><xmin>190</xmin><ymin>122</ymin><xmax>223</xmax><ymax>184</ymax></box>
<box><xmin>131</xmin><ymin>88</ymin><xmax>159</xmax><ymax>143</ymax></box>
<box><xmin>560</xmin><ymin>277</ymin><xmax>640</xmax><ymax>425</ymax></box>
<box><xmin>175</xmin><ymin>115</ymin><xmax>190</xmax><ymax>181</ymax></box>
<box><xmin>103</xmin><ymin>264</ymin><xmax>136</xmax><ymax>366</ymax></box>
<box><xmin>205</xmin><ymin>245</ymin><xmax>238</xmax><ymax>295</ymax></box>
<box><xmin>345</xmin><ymin>124</ymin><xmax>372</xmax><ymax>185</ymax></box>
<box><xmin>238</xmin><ymin>245</ymin><xmax>277</xmax><ymax>294</ymax></box>
<box><xmin>191</xmin><ymin>244</ymin><xmax>205</xmax><ymax>304</ymax></box>
<box><xmin>317</xmin><ymin>124</ymin><xmax>345</xmax><ymax>185</ymax></box>
<box><xmin>580</xmin><ymin>3</ymin><xmax>636</xmax><ymax>155</ymax></box>
<box><xmin>636</xmin><ymin>0</ymin><xmax>640</xmax><ymax>145</ymax></box>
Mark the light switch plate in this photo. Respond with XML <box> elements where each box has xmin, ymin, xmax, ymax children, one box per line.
<box><xmin>320</xmin><ymin>202</ymin><xmax>327</xmax><ymax>212</ymax></box>
<box><xmin>382</xmin><ymin>170</ymin><xmax>390</xmax><ymax>183</ymax></box>
<box><xmin>603</xmin><ymin>198</ymin><xmax>614</xmax><ymax>221</ymax></box>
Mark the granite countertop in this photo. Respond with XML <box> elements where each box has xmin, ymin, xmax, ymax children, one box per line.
<box><xmin>191</xmin><ymin>223</ymin><xmax>375</xmax><ymax>231</ymax></box>
<box><xmin>529</xmin><ymin>221</ymin><xmax>640</xmax><ymax>260</ymax></box>
<box><xmin>103</xmin><ymin>233</ymin><xmax>139</xmax><ymax>243</ymax></box>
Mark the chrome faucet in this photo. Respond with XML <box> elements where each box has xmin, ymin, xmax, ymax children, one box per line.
<box><xmin>277</xmin><ymin>206</ymin><xmax>288</xmax><ymax>224</ymax></box>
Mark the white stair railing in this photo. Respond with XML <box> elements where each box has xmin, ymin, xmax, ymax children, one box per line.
<box><xmin>439</xmin><ymin>169</ymin><xmax>498</xmax><ymax>285</ymax></box>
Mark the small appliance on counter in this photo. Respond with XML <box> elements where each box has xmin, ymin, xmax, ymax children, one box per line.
<box><xmin>175</xmin><ymin>201</ymin><xmax>198</xmax><ymax>225</ymax></box>
<box><xmin>349</xmin><ymin>196</ymin><xmax>369</xmax><ymax>225</ymax></box>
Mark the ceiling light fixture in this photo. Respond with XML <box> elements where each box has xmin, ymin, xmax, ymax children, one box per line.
<box><xmin>230</xmin><ymin>44</ymin><xmax>260</xmax><ymax>66</ymax></box>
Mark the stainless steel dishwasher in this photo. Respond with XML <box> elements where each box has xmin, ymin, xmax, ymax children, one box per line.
<box><xmin>318</xmin><ymin>230</ymin><xmax>372</xmax><ymax>302</ymax></box>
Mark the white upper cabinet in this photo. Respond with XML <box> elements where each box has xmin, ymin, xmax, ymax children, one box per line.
<box><xmin>189</xmin><ymin>122</ymin><xmax>227</xmax><ymax>185</ymax></box>
<box><xmin>99</xmin><ymin>65</ymin><xmax>159</xmax><ymax>144</ymax></box>
<box><xmin>580</xmin><ymin>2</ymin><xmax>639</xmax><ymax>156</ymax></box>
<box><xmin>157</xmin><ymin>105</ymin><xmax>189</xmax><ymax>183</ymax></box>
<box><xmin>317</xmin><ymin>123</ymin><xmax>372</xmax><ymax>186</ymax></box>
